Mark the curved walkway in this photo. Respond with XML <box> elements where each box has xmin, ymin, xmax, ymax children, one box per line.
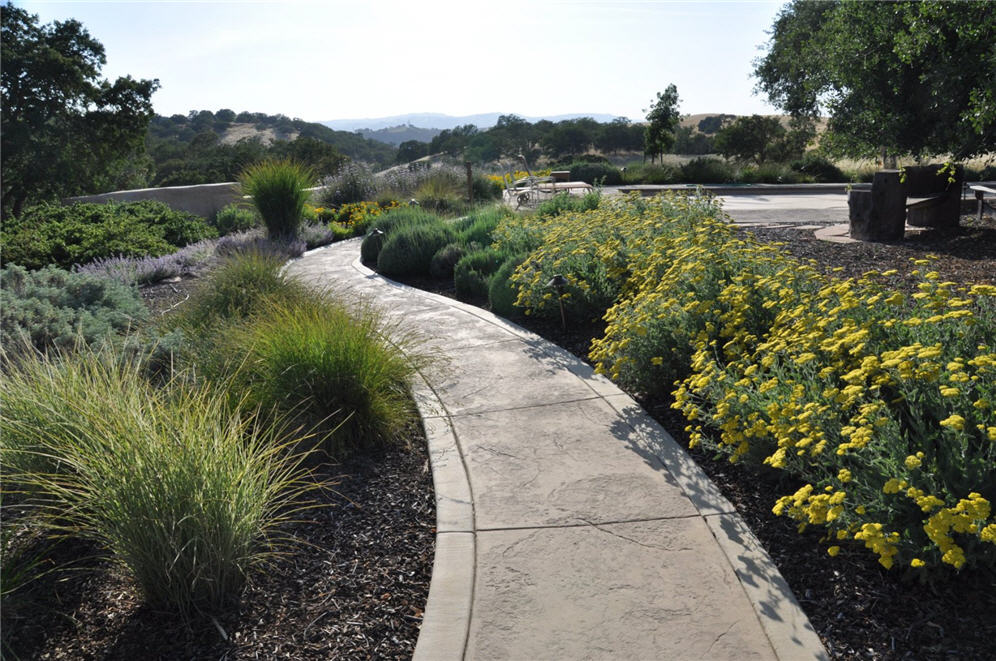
<box><xmin>286</xmin><ymin>239</ymin><xmax>828</xmax><ymax>661</ymax></box>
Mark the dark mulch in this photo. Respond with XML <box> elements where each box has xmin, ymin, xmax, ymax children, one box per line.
<box><xmin>2</xmin><ymin>433</ymin><xmax>435</xmax><ymax>660</ymax></box>
<box><xmin>739</xmin><ymin>215</ymin><xmax>996</xmax><ymax>288</ymax></box>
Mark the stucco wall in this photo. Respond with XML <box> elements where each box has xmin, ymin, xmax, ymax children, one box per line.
<box><xmin>65</xmin><ymin>182</ymin><xmax>245</xmax><ymax>218</ymax></box>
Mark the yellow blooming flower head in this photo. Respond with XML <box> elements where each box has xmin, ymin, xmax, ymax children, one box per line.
<box><xmin>939</xmin><ymin>414</ymin><xmax>966</xmax><ymax>431</ymax></box>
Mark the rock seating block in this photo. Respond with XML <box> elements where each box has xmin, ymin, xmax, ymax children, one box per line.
<box><xmin>902</xmin><ymin>164</ymin><xmax>963</xmax><ymax>230</ymax></box>
<box><xmin>848</xmin><ymin>170</ymin><xmax>905</xmax><ymax>241</ymax></box>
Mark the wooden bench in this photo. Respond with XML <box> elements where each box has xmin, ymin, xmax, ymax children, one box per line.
<box><xmin>970</xmin><ymin>184</ymin><xmax>996</xmax><ymax>222</ymax></box>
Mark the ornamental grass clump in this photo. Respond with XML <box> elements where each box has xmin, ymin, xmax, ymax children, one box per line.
<box><xmin>0</xmin><ymin>349</ymin><xmax>314</xmax><ymax>615</ymax></box>
<box><xmin>213</xmin><ymin>294</ymin><xmax>423</xmax><ymax>457</ymax></box>
<box><xmin>239</xmin><ymin>159</ymin><xmax>315</xmax><ymax>240</ymax></box>
<box><xmin>174</xmin><ymin>251</ymin><xmax>310</xmax><ymax>335</ymax></box>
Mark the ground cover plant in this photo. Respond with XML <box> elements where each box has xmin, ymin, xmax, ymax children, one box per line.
<box><xmin>0</xmin><ymin>200</ymin><xmax>217</xmax><ymax>270</ymax></box>
<box><xmin>1</xmin><ymin>264</ymin><xmax>148</xmax><ymax>358</ymax></box>
<box><xmin>507</xmin><ymin>193</ymin><xmax>996</xmax><ymax>575</ymax></box>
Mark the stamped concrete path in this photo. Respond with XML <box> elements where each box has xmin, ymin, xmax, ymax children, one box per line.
<box><xmin>286</xmin><ymin>239</ymin><xmax>828</xmax><ymax>661</ymax></box>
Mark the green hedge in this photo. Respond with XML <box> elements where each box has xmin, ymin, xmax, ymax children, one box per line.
<box><xmin>1</xmin><ymin>201</ymin><xmax>216</xmax><ymax>270</ymax></box>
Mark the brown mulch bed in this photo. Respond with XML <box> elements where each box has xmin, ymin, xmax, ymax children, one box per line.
<box><xmin>2</xmin><ymin>420</ymin><xmax>435</xmax><ymax>660</ymax></box>
<box><xmin>738</xmin><ymin>215</ymin><xmax>996</xmax><ymax>288</ymax></box>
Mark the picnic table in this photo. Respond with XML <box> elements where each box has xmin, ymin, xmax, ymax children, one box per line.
<box><xmin>970</xmin><ymin>184</ymin><xmax>996</xmax><ymax>222</ymax></box>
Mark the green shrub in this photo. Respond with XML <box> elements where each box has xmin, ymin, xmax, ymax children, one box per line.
<box><xmin>621</xmin><ymin>164</ymin><xmax>680</xmax><ymax>185</ymax></box>
<box><xmin>214</xmin><ymin>203</ymin><xmax>262</xmax><ymax>235</ymax></box>
<box><xmin>0</xmin><ymin>264</ymin><xmax>148</xmax><ymax>359</ymax></box>
<box><xmin>472</xmin><ymin>173</ymin><xmax>504</xmax><ymax>201</ymax></box>
<box><xmin>377</xmin><ymin>222</ymin><xmax>456</xmax><ymax>277</ymax></box>
<box><xmin>680</xmin><ymin>157</ymin><xmax>735</xmax><ymax>184</ymax></box>
<box><xmin>239</xmin><ymin>159</ymin><xmax>315</xmax><ymax>239</ymax></box>
<box><xmin>430</xmin><ymin>243</ymin><xmax>466</xmax><ymax>279</ymax></box>
<box><xmin>790</xmin><ymin>154</ymin><xmax>847</xmax><ymax>182</ymax></box>
<box><xmin>214</xmin><ymin>295</ymin><xmax>423</xmax><ymax>456</ymax></box>
<box><xmin>568</xmin><ymin>161</ymin><xmax>623</xmax><ymax>186</ymax></box>
<box><xmin>361</xmin><ymin>228</ymin><xmax>388</xmax><ymax>264</ymax></box>
<box><xmin>0</xmin><ymin>349</ymin><xmax>311</xmax><ymax>615</ymax></box>
<box><xmin>488</xmin><ymin>254</ymin><xmax>528</xmax><ymax>318</ymax></box>
<box><xmin>738</xmin><ymin>162</ymin><xmax>805</xmax><ymax>184</ymax></box>
<box><xmin>454</xmin><ymin>248</ymin><xmax>505</xmax><ymax>302</ymax></box>
<box><xmin>359</xmin><ymin>207</ymin><xmax>442</xmax><ymax>264</ymax></box>
<box><xmin>1</xmin><ymin>201</ymin><xmax>215</xmax><ymax>270</ymax></box>
<box><xmin>535</xmin><ymin>190</ymin><xmax>601</xmax><ymax>219</ymax></box>
<box><xmin>453</xmin><ymin>207</ymin><xmax>508</xmax><ymax>245</ymax></box>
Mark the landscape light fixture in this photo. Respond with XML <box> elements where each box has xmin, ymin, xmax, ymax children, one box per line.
<box><xmin>547</xmin><ymin>274</ymin><xmax>568</xmax><ymax>330</ymax></box>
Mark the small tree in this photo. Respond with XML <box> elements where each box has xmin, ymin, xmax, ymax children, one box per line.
<box><xmin>644</xmin><ymin>85</ymin><xmax>681</xmax><ymax>164</ymax></box>
<box><xmin>754</xmin><ymin>0</ymin><xmax>996</xmax><ymax>160</ymax></box>
<box><xmin>396</xmin><ymin>140</ymin><xmax>429</xmax><ymax>164</ymax></box>
<box><xmin>1</xmin><ymin>3</ymin><xmax>159</xmax><ymax>217</ymax></box>
<box><xmin>714</xmin><ymin>115</ymin><xmax>786</xmax><ymax>163</ymax></box>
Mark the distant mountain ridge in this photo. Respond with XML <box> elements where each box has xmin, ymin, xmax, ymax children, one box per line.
<box><xmin>321</xmin><ymin>112</ymin><xmax>621</xmax><ymax>133</ymax></box>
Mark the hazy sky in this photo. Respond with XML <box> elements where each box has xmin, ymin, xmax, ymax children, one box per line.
<box><xmin>15</xmin><ymin>0</ymin><xmax>785</xmax><ymax>122</ymax></box>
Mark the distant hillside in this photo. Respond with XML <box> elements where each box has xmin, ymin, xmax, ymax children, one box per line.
<box><xmin>358</xmin><ymin>125</ymin><xmax>442</xmax><ymax>146</ymax></box>
<box><xmin>150</xmin><ymin>112</ymin><xmax>396</xmax><ymax>164</ymax></box>
<box><xmin>322</xmin><ymin>112</ymin><xmax>621</xmax><ymax>133</ymax></box>
<box><xmin>145</xmin><ymin>111</ymin><xmax>397</xmax><ymax>187</ymax></box>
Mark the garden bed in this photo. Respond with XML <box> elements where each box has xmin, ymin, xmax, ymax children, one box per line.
<box><xmin>394</xmin><ymin>214</ymin><xmax>996</xmax><ymax>660</ymax></box>
<box><xmin>2</xmin><ymin>437</ymin><xmax>434</xmax><ymax>660</ymax></box>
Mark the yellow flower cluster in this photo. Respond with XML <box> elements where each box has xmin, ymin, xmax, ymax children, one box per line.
<box><xmin>487</xmin><ymin>169</ymin><xmax>554</xmax><ymax>187</ymax></box>
<box><xmin>504</xmin><ymin>193</ymin><xmax>996</xmax><ymax>573</ymax></box>
<box><xmin>332</xmin><ymin>200</ymin><xmax>400</xmax><ymax>229</ymax></box>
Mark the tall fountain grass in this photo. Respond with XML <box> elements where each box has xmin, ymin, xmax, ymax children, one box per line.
<box><xmin>239</xmin><ymin>159</ymin><xmax>315</xmax><ymax>240</ymax></box>
<box><xmin>0</xmin><ymin>349</ymin><xmax>315</xmax><ymax>615</ymax></box>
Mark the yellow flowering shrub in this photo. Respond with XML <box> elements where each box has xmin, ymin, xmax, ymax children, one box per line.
<box><xmin>500</xmin><ymin>192</ymin><xmax>996</xmax><ymax>574</ymax></box>
<box><xmin>668</xmin><ymin>253</ymin><xmax>996</xmax><ymax>572</ymax></box>
<box><xmin>330</xmin><ymin>200</ymin><xmax>400</xmax><ymax>235</ymax></box>
<box><xmin>487</xmin><ymin>169</ymin><xmax>554</xmax><ymax>187</ymax></box>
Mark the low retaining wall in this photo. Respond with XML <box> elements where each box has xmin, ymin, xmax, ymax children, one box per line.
<box><xmin>65</xmin><ymin>182</ymin><xmax>245</xmax><ymax>218</ymax></box>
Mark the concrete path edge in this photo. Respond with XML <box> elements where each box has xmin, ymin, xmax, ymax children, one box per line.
<box><xmin>344</xmin><ymin>252</ymin><xmax>829</xmax><ymax>660</ymax></box>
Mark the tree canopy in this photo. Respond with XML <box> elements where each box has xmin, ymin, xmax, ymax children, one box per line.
<box><xmin>754</xmin><ymin>0</ymin><xmax>996</xmax><ymax>160</ymax></box>
<box><xmin>1</xmin><ymin>3</ymin><xmax>159</xmax><ymax>216</ymax></box>
<box><xmin>644</xmin><ymin>85</ymin><xmax>681</xmax><ymax>164</ymax></box>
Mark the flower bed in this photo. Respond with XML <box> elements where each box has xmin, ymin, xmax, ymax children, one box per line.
<box><xmin>510</xmin><ymin>193</ymin><xmax>996</xmax><ymax>574</ymax></box>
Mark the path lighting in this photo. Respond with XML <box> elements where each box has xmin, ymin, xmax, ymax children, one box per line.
<box><xmin>408</xmin><ymin>198</ymin><xmax>419</xmax><ymax>206</ymax></box>
<box><xmin>547</xmin><ymin>274</ymin><xmax>568</xmax><ymax>330</ymax></box>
